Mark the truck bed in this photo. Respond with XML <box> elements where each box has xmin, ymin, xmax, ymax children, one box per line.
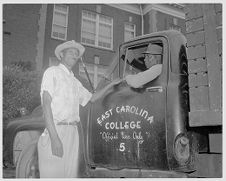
<box><xmin>185</xmin><ymin>4</ymin><xmax>222</xmax><ymax>127</ymax></box>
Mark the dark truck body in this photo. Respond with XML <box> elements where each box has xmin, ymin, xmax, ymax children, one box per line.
<box><xmin>6</xmin><ymin>4</ymin><xmax>222</xmax><ymax>178</ymax></box>
<box><xmin>86</xmin><ymin>30</ymin><xmax>196</xmax><ymax>178</ymax></box>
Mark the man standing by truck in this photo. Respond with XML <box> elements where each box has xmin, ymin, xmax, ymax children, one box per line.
<box><xmin>125</xmin><ymin>43</ymin><xmax>163</xmax><ymax>88</ymax></box>
<box><xmin>37</xmin><ymin>40</ymin><xmax>121</xmax><ymax>178</ymax></box>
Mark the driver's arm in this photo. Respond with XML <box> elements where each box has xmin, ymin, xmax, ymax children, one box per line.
<box><xmin>90</xmin><ymin>78</ymin><xmax>122</xmax><ymax>103</ymax></box>
<box><xmin>125</xmin><ymin>64</ymin><xmax>162</xmax><ymax>88</ymax></box>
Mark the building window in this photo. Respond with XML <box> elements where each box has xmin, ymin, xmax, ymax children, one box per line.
<box><xmin>169</xmin><ymin>17</ymin><xmax>181</xmax><ymax>32</ymax></box>
<box><xmin>79</xmin><ymin>63</ymin><xmax>110</xmax><ymax>88</ymax></box>
<box><xmin>173</xmin><ymin>18</ymin><xmax>178</xmax><ymax>25</ymax></box>
<box><xmin>124</xmin><ymin>23</ymin><xmax>136</xmax><ymax>42</ymax></box>
<box><xmin>51</xmin><ymin>4</ymin><xmax>68</xmax><ymax>40</ymax></box>
<box><xmin>81</xmin><ymin>10</ymin><xmax>113</xmax><ymax>50</ymax></box>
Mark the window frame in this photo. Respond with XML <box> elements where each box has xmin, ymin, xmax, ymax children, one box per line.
<box><xmin>169</xmin><ymin>17</ymin><xmax>181</xmax><ymax>32</ymax></box>
<box><xmin>119</xmin><ymin>37</ymin><xmax>168</xmax><ymax>86</ymax></box>
<box><xmin>124</xmin><ymin>22</ymin><xmax>136</xmax><ymax>42</ymax></box>
<box><xmin>81</xmin><ymin>10</ymin><xmax>113</xmax><ymax>50</ymax></box>
<box><xmin>51</xmin><ymin>4</ymin><xmax>69</xmax><ymax>41</ymax></box>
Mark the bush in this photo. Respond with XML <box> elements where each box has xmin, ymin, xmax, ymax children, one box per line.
<box><xmin>3</xmin><ymin>64</ymin><xmax>42</xmax><ymax>123</ymax></box>
<box><xmin>11</xmin><ymin>60</ymin><xmax>35</xmax><ymax>71</ymax></box>
<box><xmin>3</xmin><ymin>64</ymin><xmax>43</xmax><ymax>167</ymax></box>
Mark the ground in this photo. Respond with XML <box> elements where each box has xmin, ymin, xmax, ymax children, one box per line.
<box><xmin>2</xmin><ymin>167</ymin><xmax>16</xmax><ymax>178</ymax></box>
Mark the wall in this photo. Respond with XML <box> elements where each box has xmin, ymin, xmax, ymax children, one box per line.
<box><xmin>42</xmin><ymin>4</ymin><xmax>142</xmax><ymax>70</ymax></box>
<box><xmin>3</xmin><ymin>4</ymin><xmax>185</xmax><ymax>70</ymax></box>
<box><xmin>143</xmin><ymin>8</ymin><xmax>185</xmax><ymax>34</ymax></box>
<box><xmin>3</xmin><ymin>4</ymin><xmax>41</xmax><ymax>67</ymax></box>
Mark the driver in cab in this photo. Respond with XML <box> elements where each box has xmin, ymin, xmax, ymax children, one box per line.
<box><xmin>125</xmin><ymin>43</ymin><xmax>163</xmax><ymax>88</ymax></box>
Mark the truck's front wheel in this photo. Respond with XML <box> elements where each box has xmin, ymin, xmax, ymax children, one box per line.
<box><xmin>16</xmin><ymin>140</ymin><xmax>39</xmax><ymax>178</ymax></box>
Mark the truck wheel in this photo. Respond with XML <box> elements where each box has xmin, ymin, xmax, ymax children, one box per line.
<box><xmin>16</xmin><ymin>140</ymin><xmax>39</xmax><ymax>178</ymax></box>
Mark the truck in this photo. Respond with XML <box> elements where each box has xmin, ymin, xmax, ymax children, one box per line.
<box><xmin>5</xmin><ymin>4</ymin><xmax>222</xmax><ymax>178</ymax></box>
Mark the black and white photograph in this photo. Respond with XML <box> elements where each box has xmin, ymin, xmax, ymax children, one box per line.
<box><xmin>2</xmin><ymin>2</ymin><xmax>223</xmax><ymax>178</ymax></box>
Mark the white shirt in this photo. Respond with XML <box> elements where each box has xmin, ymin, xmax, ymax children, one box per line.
<box><xmin>125</xmin><ymin>64</ymin><xmax>162</xmax><ymax>88</ymax></box>
<box><xmin>40</xmin><ymin>63</ymin><xmax>92</xmax><ymax>123</ymax></box>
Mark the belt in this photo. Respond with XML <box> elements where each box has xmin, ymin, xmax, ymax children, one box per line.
<box><xmin>56</xmin><ymin>121</ymin><xmax>78</xmax><ymax>126</ymax></box>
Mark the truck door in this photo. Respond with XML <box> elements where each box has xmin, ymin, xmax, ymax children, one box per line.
<box><xmin>87</xmin><ymin>37</ymin><xmax>169</xmax><ymax>170</ymax></box>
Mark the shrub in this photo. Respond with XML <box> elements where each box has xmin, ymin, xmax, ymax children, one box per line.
<box><xmin>11</xmin><ymin>60</ymin><xmax>35</xmax><ymax>71</ymax></box>
<box><xmin>3</xmin><ymin>64</ymin><xmax>43</xmax><ymax>167</ymax></box>
<box><xmin>3</xmin><ymin>64</ymin><xmax>42</xmax><ymax>123</ymax></box>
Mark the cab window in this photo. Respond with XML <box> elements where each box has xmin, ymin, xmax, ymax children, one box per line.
<box><xmin>120</xmin><ymin>42</ymin><xmax>163</xmax><ymax>78</ymax></box>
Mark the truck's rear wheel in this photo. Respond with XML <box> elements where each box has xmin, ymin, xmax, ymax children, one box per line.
<box><xmin>16</xmin><ymin>140</ymin><xmax>39</xmax><ymax>178</ymax></box>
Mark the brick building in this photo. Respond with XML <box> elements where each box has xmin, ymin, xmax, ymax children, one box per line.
<box><xmin>3</xmin><ymin>4</ymin><xmax>185</xmax><ymax>88</ymax></box>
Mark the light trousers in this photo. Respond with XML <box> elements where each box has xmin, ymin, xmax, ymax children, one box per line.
<box><xmin>38</xmin><ymin>124</ymin><xmax>79</xmax><ymax>178</ymax></box>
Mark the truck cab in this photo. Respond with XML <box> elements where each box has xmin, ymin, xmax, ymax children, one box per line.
<box><xmin>85</xmin><ymin>30</ymin><xmax>197</xmax><ymax>177</ymax></box>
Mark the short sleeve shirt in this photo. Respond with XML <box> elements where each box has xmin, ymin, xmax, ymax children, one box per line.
<box><xmin>125</xmin><ymin>64</ymin><xmax>162</xmax><ymax>88</ymax></box>
<box><xmin>40</xmin><ymin>64</ymin><xmax>92</xmax><ymax>123</ymax></box>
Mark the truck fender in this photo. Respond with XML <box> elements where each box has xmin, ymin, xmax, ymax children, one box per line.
<box><xmin>16</xmin><ymin>139</ymin><xmax>39</xmax><ymax>178</ymax></box>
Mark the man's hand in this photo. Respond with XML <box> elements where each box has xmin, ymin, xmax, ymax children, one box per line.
<box><xmin>50</xmin><ymin>136</ymin><xmax>64</xmax><ymax>158</ymax></box>
<box><xmin>90</xmin><ymin>78</ymin><xmax>123</xmax><ymax>103</ymax></box>
<box><xmin>110</xmin><ymin>78</ymin><xmax>123</xmax><ymax>86</ymax></box>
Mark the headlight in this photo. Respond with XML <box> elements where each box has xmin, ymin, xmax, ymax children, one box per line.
<box><xmin>174</xmin><ymin>134</ymin><xmax>190</xmax><ymax>165</ymax></box>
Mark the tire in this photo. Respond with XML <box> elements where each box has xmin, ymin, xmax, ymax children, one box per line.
<box><xmin>16</xmin><ymin>139</ymin><xmax>39</xmax><ymax>178</ymax></box>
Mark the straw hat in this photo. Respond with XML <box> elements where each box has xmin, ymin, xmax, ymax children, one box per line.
<box><xmin>55</xmin><ymin>40</ymin><xmax>85</xmax><ymax>60</ymax></box>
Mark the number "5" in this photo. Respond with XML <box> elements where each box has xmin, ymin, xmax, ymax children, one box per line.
<box><xmin>119</xmin><ymin>143</ymin><xmax>125</xmax><ymax>152</ymax></box>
